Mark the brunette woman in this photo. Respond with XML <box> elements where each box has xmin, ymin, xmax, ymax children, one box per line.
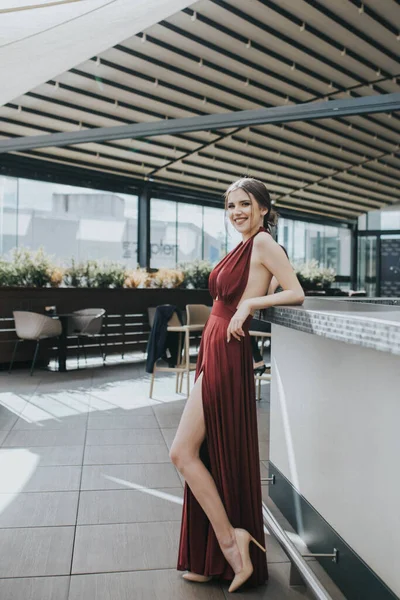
<box><xmin>170</xmin><ymin>177</ymin><xmax>304</xmax><ymax>592</ymax></box>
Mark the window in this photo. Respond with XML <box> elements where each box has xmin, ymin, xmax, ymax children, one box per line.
<box><xmin>277</xmin><ymin>217</ymin><xmax>351</xmax><ymax>277</ymax></box>
<box><xmin>0</xmin><ymin>176</ymin><xmax>138</xmax><ymax>266</ymax></box>
<box><xmin>150</xmin><ymin>198</ymin><xmax>177</xmax><ymax>269</ymax></box>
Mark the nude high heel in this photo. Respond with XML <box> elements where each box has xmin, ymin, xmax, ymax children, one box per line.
<box><xmin>182</xmin><ymin>572</ymin><xmax>212</xmax><ymax>583</ymax></box>
<box><xmin>228</xmin><ymin>528</ymin><xmax>266</xmax><ymax>593</ymax></box>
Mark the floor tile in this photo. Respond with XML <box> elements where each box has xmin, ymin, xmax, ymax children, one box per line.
<box><xmin>221</xmin><ymin>562</ymin><xmax>312</xmax><ymax>599</ymax></box>
<box><xmin>0</xmin><ymin>491</ymin><xmax>78</xmax><ymax>527</ymax></box>
<box><xmin>161</xmin><ymin>428</ymin><xmax>177</xmax><ymax>450</ymax></box>
<box><xmin>87</xmin><ymin>415</ymin><xmax>159</xmax><ymax>429</ymax></box>
<box><xmin>13</xmin><ymin>414</ymin><xmax>88</xmax><ymax>431</ymax></box>
<box><xmin>85</xmin><ymin>428</ymin><xmax>165</xmax><ymax>446</ymax></box>
<box><xmin>0</xmin><ymin>465</ymin><xmax>82</xmax><ymax>493</ymax></box>
<box><xmin>258</xmin><ymin>440</ymin><xmax>269</xmax><ymax>461</ymax></box>
<box><xmin>0</xmin><ymin>415</ymin><xmax>18</xmax><ymax>431</ymax></box>
<box><xmin>81</xmin><ymin>463</ymin><xmax>181</xmax><ymax>490</ymax></box>
<box><xmin>0</xmin><ymin>526</ymin><xmax>74</xmax><ymax>577</ymax></box>
<box><xmin>0</xmin><ymin>445</ymin><xmax>84</xmax><ymax>467</ymax></box>
<box><xmin>264</xmin><ymin>531</ymin><xmax>291</xmax><ymax>564</ymax></box>
<box><xmin>88</xmin><ymin>404</ymin><xmax>154</xmax><ymax>417</ymax></box>
<box><xmin>77</xmin><ymin>487</ymin><xmax>183</xmax><ymax>525</ymax></box>
<box><xmin>68</xmin><ymin>569</ymin><xmax>225</xmax><ymax>600</ymax></box>
<box><xmin>83</xmin><ymin>444</ymin><xmax>170</xmax><ymax>465</ymax></box>
<box><xmin>3</xmin><ymin>429</ymin><xmax>86</xmax><ymax>447</ymax></box>
<box><xmin>72</xmin><ymin>521</ymin><xmax>180</xmax><ymax>573</ymax></box>
<box><xmin>0</xmin><ymin>575</ymin><xmax>70</xmax><ymax>600</ymax></box>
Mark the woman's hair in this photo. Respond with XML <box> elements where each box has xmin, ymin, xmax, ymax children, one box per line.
<box><xmin>224</xmin><ymin>177</ymin><xmax>278</xmax><ymax>229</ymax></box>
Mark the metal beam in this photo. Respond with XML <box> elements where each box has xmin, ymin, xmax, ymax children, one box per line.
<box><xmin>0</xmin><ymin>93</ymin><xmax>399</xmax><ymax>154</ymax></box>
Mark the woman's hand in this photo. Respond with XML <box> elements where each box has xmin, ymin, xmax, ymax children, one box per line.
<box><xmin>227</xmin><ymin>300</ymin><xmax>253</xmax><ymax>343</ymax></box>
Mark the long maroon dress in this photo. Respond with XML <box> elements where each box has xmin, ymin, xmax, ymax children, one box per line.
<box><xmin>177</xmin><ymin>227</ymin><xmax>268</xmax><ymax>587</ymax></box>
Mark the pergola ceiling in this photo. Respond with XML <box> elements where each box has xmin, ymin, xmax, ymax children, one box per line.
<box><xmin>1</xmin><ymin>0</ymin><xmax>400</xmax><ymax>223</ymax></box>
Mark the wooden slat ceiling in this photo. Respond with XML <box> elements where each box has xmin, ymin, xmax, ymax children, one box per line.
<box><xmin>1</xmin><ymin>0</ymin><xmax>400</xmax><ymax>222</ymax></box>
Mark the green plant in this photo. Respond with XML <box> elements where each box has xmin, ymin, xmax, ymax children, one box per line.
<box><xmin>150</xmin><ymin>268</ymin><xmax>184</xmax><ymax>289</ymax></box>
<box><xmin>179</xmin><ymin>260</ymin><xmax>213</xmax><ymax>289</ymax></box>
<box><xmin>92</xmin><ymin>261</ymin><xmax>127</xmax><ymax>288</ymax></box>
<box><xmin>294</xmin><ymin>259</ymin><xmax>336</xmax><ymax>290</ymax></box>
<box><xmin>0</xmin><ymin>258</ymin><xmax>19</xmax><ymax>286</ymax></box>
<box><xmin>64</xmin><ymin>259</ymin><xmax>86</xmax><ymax>287</ymax></box>
<box><xmin>1</xmin><ymin>247</ymin><xmax>54</xmax><ymax>287</ymax></box>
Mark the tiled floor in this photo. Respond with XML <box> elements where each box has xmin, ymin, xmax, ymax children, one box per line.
<box><xmin>0</xmin><ymin>357</ymin><xmax>346</xmax><ymax>599</ymax></box>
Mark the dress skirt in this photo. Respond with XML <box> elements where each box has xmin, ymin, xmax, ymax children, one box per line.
<box><xmin>177</xmin><ymin>300</ymin><xmax>268</xmax><ymax>586</ymax></box>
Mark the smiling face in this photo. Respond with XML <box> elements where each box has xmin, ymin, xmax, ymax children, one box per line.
<box><xmin>226</xmin><ymin>188</ymin><xmax>267</xmax><ymax>239</ymax></box>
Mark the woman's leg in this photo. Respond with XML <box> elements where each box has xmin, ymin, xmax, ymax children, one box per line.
<box><xmin>170</xmin><ymin>373</ymin><xmax>243</xmax><ymax>574</ymax></box>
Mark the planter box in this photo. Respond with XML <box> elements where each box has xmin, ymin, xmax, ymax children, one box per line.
<box><xmin>0</xmin><ymin>287</ymin><xmax>212</xmax><ymax>368</ymax></box>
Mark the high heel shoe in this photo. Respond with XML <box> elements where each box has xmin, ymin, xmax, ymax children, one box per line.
<box><xmin>228</xmin><ymin>528</ymin><xmax>266</xmax><ymax>593</ymax></box>
<box><xmin>253</xmin><ymin>364</ymin><xmax>267</xmax><ymax>375</ymax></box>
<box><xmin>182</xmin><ymin>572</ymin><xmax>212</xmax><ymax>583</ymax></box>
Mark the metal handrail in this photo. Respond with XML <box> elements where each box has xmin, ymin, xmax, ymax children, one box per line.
<box><xmin>262</xmin><ymin>502</ymin><xmax>334</xmax><ymax>600</ymax></box>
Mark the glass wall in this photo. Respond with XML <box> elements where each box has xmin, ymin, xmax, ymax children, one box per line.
<box><xmin>0</xmin><ymin>175</ymin><xmax>138</xmax><ymax>266</ymax></box>
<box><xmin>150</xmin><ymin>199</ymin><xmax>241</xmax><ymax>268</ymax></box>
<box><xmin>277</xmin><ymin>217</ymin><xmax>352</xmax><ymax>280</ymax></box>
<box><xmin>358</xmin><ymin>205</ymin><xmax>400</xmax><ymax>231</ymax></box>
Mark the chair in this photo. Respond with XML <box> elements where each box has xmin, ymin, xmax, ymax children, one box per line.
<box><xmin>249</xmin><ymin>329</ymin><xmax>272</xmax><ymax>401</ymax></box>
<box><xmin>9</xmin><ymin>311</ymin><xmax>62</xmax><ymax>376</ymax></box>
<box><xmin>148</xmin><ymin>304</ymin><xmax>210</xmax><ymax>399</ymax></box>
<box><xmin>68</xmin><ymin>308</ymin><xmax>106</xmax><ymax>367</ymax></box>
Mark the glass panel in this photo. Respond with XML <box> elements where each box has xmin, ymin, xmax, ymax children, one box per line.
<box><xmin>380</xmin><ymin>235</ymin><xmax>400</xmax><ymax>297</ymax></box>
<box><xmin>277</xmin><ymin>217</ymin><xmax>351</xmax><ymax>275</ymax></box>
<box><xmin>177</xmin><ymin>203</ymin><xmax>203</xmax><ymax>264</ymax></box>
<box><xmin>357</xmin><ymin>236</ymin><xmax>376</xmax><ymax>296</ymax></box>
<box><xmin>0</xmin><ymin>176</ymin><xmax>18</xmax><ymax>255</ymax></box>
<box><xmin>203</xmin><ymin>207</ymin><xmax>227</xmax><ymax>264</ymax></box>
<box><xmin>0</xmin><ymin>176</ymin><xmax>139</xmax><ymax>266</ymax></box>
<box><xmin>150</xmin><ymin>198</ymin><xmax>177</xmax><ymax>268</ymax></box>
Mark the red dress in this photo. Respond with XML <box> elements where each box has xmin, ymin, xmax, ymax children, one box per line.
<box><xmin>177</xmin><ymin>227</ymin><xmax>268</xmax><ymax>587</ymax></box>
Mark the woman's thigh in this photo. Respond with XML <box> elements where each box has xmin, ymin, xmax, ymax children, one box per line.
<box><xmin>171</xmin><ymin>372</ymin><xmax>205</xmax><ymax>458</ymax></box>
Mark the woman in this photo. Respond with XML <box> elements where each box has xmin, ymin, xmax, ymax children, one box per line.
<box><xmin>170</xmin><ymin>177</ymin><xmax>304</xmax><ymax>592</ymax></box>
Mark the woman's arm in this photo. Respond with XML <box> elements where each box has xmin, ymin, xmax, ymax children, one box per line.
<box><xmin>267</xmin><ymin>276</ymin><xmax>280</xmax><ymax>295</ymax></box>
<box><xmin>247</xmin><ymin>233</ymin><xmax>304</xmax><ymax>311</ymax></box>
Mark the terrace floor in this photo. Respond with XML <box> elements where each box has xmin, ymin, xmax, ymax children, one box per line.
<box><xmin>0</xmin><ymin>354</ymin><xmax>346</xmax><ymax>599</ymax></box>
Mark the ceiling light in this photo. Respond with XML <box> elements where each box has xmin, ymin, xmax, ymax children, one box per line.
<box><xmin>154</xmin><ymin>78</ymin><xmax>158</xmax><ymax>86</ymax></box>
<box><xmin>244</xmin><ymin>78</ymin><xmax>249</xmax><ymax>86</ymax></box>
<box><xmin>376</xmin><ymin>68</ymin><xmax>381</xmax><ymax>76</ymax></box>
<box><xmin>397</xmin><ymin>33</ymin><xmax>400</xmax><ymax>41</ymax></box>
<box><xmin>291</xmin><ymin>62</ymin><xmax>296</xmax><ymax>70</ymax></box>
<box><xmin>78</xmin><ymin>121</ymin><xmax>82</xmax><ymax>130</ymax></box>
<box><xmin>54</xmin><ymin>81</ymin><xmax>59</xmax><ymax>91</ymax></box>
<box><xmin>198</xmin><ymin>58</ymin><xmax>203</xmax><ymax>67</ymax></box>
<box><xmin>141</xmin><ymin>33</ymin><xmax>146</xmax><ymax>43</ymax></box>
<box><xmin>358</xmin><ymin>3</ymin><xmax>364</xmax><ymax>13</ymax></box>
<box><xmin>341</xmin><ymin>48</ymin><xmax>346</xmax><ymax>56</ymax></box>
<box><xmin>95</xmin><ymin>57</ymin><xmax>101</xmax><ymax>67</ymax></box>
<box><xmin>246</xmin><ymin>39</ymin><xmax>251</xmax><ymax>49</ymax></box>
<box><xmin>300</xmin><ymin>22</ymin><xmax>306</xmax><ymax>32</ymax></box>
<box><xmin>114</xmin><ymin>100</ymin><xmax>119</xmax><ymax>109</ymax></box>
<box><xmin>348</xmin><ymin>123</ymin><xmax>352</xmax><ymax>129</ymax></box>
<box><xmin>17</xmin><ymin>105</ymin><xmax>22</xmax><ymax>113</ymax></box>
<box><xmin>329</xmin><ymin>82</ymin><xmax>333</xmax><ymax>89</ymax></box>
<box><xmin>191</xmin><ymin>11</ymin><xmax>197</xmax><ymax>21</ymax></box>
<box><xmin>202</xmin><ymin>97</ymin><xmax>207</xmax><ymax>104</ymax></box>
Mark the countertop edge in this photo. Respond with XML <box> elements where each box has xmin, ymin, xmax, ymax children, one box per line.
<box><xmin>260</xmin><ymin>303</ymin><xmax>400</xmax><ymax>356</ymax></box>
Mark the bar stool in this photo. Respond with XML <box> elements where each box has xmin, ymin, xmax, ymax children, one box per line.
<box><xmin>249</xmin><ymin>330</ymin><xmax>272</xmax><ymax>401</ymax></box>
<box><xmin>148</xmin><ymin>305</ymin><xmax>209</xmax><ymax>399</ymax></box>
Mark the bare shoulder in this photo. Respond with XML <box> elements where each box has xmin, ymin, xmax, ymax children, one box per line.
<box><xmin>253</xmin><ymin>231</ymin><xmax>279</xmax><ymax>251</ymax></box>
